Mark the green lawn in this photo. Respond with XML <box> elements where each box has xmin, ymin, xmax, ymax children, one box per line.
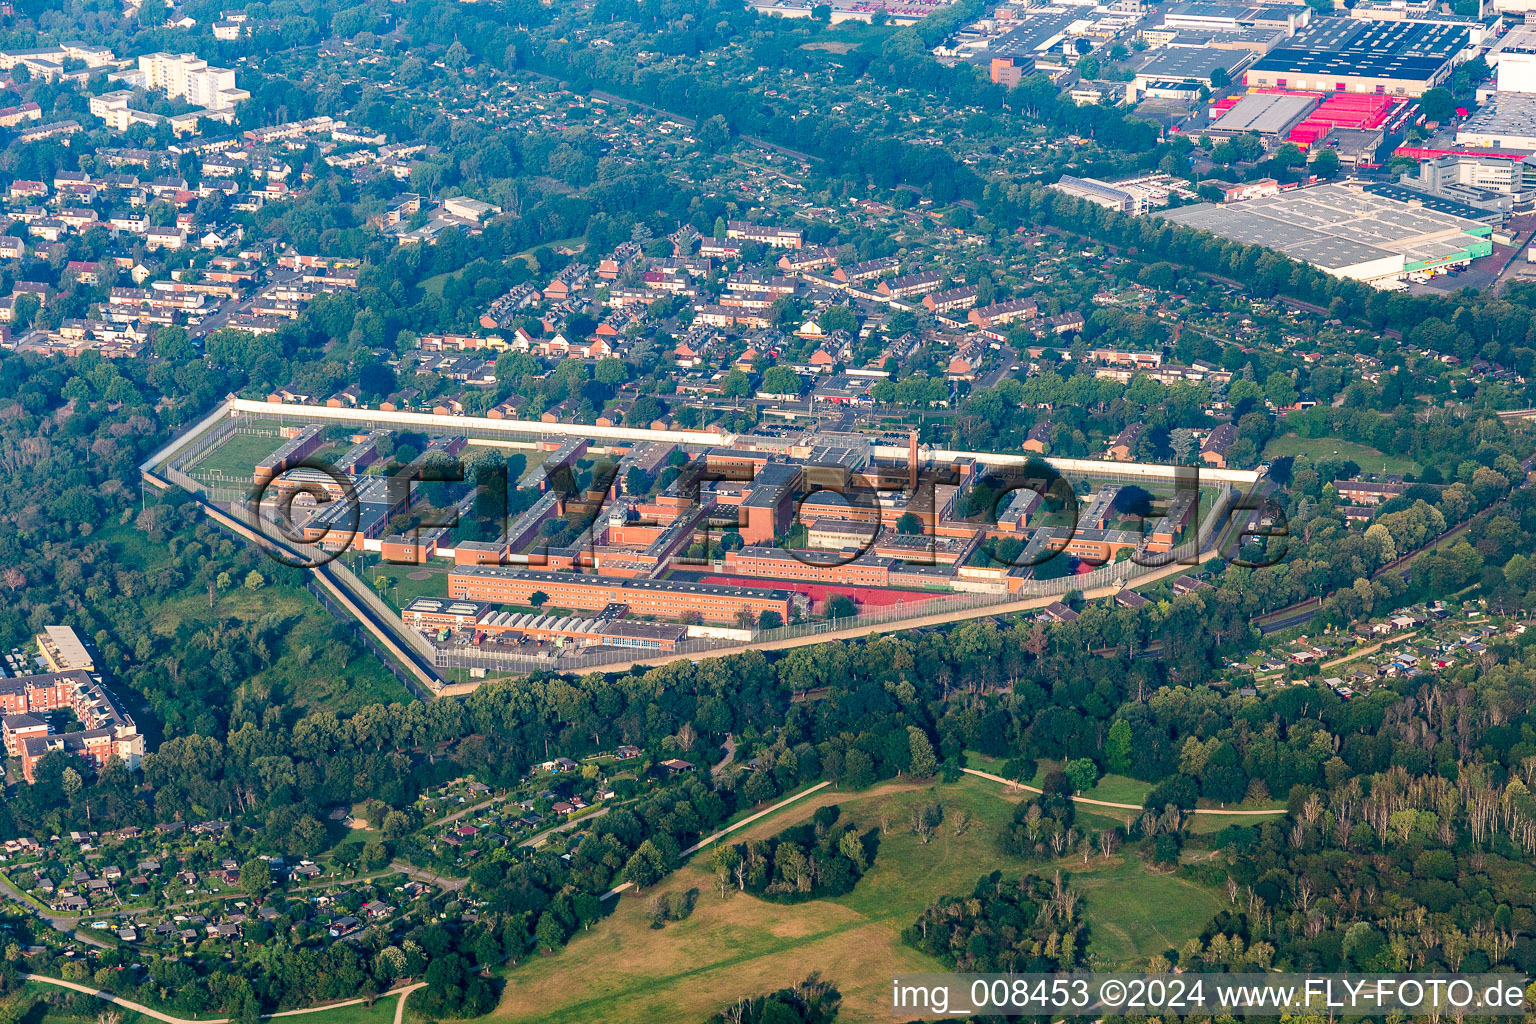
<box><xmin>291</xmin><ymin>999</ymin><xmax>401</xmax><ymax>1024</ymax></box>
<box><xmin>1082</xmin><ymin>773</ymin><xmax>1153</xmax><ymax>806</ymax></box>
<box><xmin>1008</xmin><ymin>760</ymin><xmax>1149</xmax><ymax>807</ymax></box>
<box><xmin>1262</xmin><ymin>434</ymin><xmax>1420</xmax><ymax>476</ymax></box>
<box><xmin>345</xmin><ymin>556</ymin><xmax>452</xmax><ymax>612</ymax></box>
<box><xmin>491</xmin><ymin>774</ymin><xmax>1225</xmax><ymax>1024</ymax></box>
<box><xmin>799</xmin><ymin>21</ymin><xmax>897</xmax><ymax>47</ymax></box>
<box><xmin>422</xmin><ymin>237</ymin><xmax>587</xmax><ymax>295</ymax></box>
<box><xmin>1073</xmin><ymin>856</ymin><xmax>1225</xmax><ymax>966</ymax></box>
<box><xmin>185</xmin><ymin>431</ymin><xmax>284</xmax><ymax>479</ymax></box>
<box><xmin>419</xmin><ymin>270</ymin><xmax>455</xmax><ymax>297</ymax></box>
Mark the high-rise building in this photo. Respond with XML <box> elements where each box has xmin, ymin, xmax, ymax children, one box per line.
<box><xmin>136</xmin><ymin>52</ymin><xmax>250</xmax><ymax>110</ymax></box>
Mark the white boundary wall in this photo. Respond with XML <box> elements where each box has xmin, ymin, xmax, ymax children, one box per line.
<box><xmin>142</xmin><ymin>397</ymin><xmax>1265</xmax><ymax>490</ymax></box>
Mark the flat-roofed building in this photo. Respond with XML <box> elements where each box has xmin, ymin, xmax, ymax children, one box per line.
<box><xmin>37</xmin><ymin>625</ymin><xmax>94</xmax><ymax>673</ymax></box>
<box><xmin>1456</xmin><ymin>92</ymin><xmax>1536</xmax><ymax>149</ymax></box>
<box><xmin>1158</xmin><ymin>180</ymin><xmax>1493</xmax><ymax>282</ymax></box>
<box><xmin>1157</xmin><ymin>1</ymin><xmax>1311</xmax><ymax>34</ymax></box>
<box><xmin>403</xmin><ymin>598</ymin><xmax>490</xmax><ymax>630</ymax></box>
<box><xmin>447</xmin><ymin>567</ymin><xmax>797</xmax><ymax>624</ymax></box>
<box><xmin>1205</xmin><ymin>92</ymin><xmax>1318</xmax><ymax>138</ymax></box>
<box><xmin>596</xmin><ymin>620</ymin><xmax>689</xmax><ymax>651</ymax></box>
<box><xmin>1397</xmin><ymin>154</ymin><xmax>1536</xmax><ymax>215</ymax></box>
<box><xmin>1243</xmin><ymin>18</ymin><xmax>1470</xmax><ymax>96</ymax></box>
<box><xmin>724</xmin><ymin>546</ymin><xmax>895</xmax><ymax>587</ymax></box>
<box><xmin>1134</xmin><ymin>45</ymin><xmax>1255</xmax><ymax>90</ymax></box>
<box><xmin>806</xmin><ymin>518</ymin><xmax>880</xmax><ymax>549</ymax></box>
<box><xmin>1051</xmin><ymin>174</ymin><xmax>1184</xmax><ymax>215</ymax></box>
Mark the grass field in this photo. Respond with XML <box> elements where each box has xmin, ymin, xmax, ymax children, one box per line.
<box><xmin>1262</xmin><ymin>434</ymin><xmax>1420</xmax><ymax>476</ymax></box>
<box><xmin>421</xmin><ymin>237</ymin><xmax>587</xmax><ymax>296</ymax></box>
<box><xmin>491</xmin><ymin>775</ymin><xmax>1225</xmax><ymax>1024</ymax></box>
<box><xmin>284</xmin><ymin>997</ymin><xmax>401</xmax><ymax>1024</ymax></box>
<box><xmin>1081</xmin><ymin>773</ymin><xmax>1151</xmax><ymax>806</ymax></box>
<box><xmin>801</xmin><ymin>21</ymin><xmax>896</xmax><ymax>45</ymax></box>
<box><xmin>1073</xmin><ymin>856</ymin><xmax>1223</xmax><ymax>965</ymax></box>
<box><xmin>345</xmin><ymin>556</ymin><xmax>452</xmax><ymax>612</ymax></box>
<box><xmin>186</xmin><ymin>431</ymin><xmax>283</xmax><ymax>478</ymax></box>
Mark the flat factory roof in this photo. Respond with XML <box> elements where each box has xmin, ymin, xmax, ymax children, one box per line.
<box><xmin>1248</xmin><ymin>18</ymin><xmax>1469</xmax><ymax>82</ymax></box>
<box><xmin>1209</xmin><ymin>92</ymin><xmax>1318</xmax><ymax>134</ymax></box>
<box><xmin>1135</xmin><ymin>45</ymin><xmax>1243</xmax><ymax>81</ymax></box>
<box><xmin>1159</xmin><ymin>180</ymin><xmax>1486</xmax><ymax>273</ymax></box>
<box><xmin>1457</xmin><ymin>91</ymin><xmax>1536</xmax><ymax>144</ymax></box>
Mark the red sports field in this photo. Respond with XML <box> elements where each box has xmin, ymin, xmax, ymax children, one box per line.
<box><xmin>700</xmin><ymin>575</ymin><xmax>945</xmax><ymax>610</ymax></box>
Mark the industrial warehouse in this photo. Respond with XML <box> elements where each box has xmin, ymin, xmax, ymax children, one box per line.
<box><xmin>1456</xmin><ymin>91</ymin><xmax>1536</xmax><ymax>149</ymax></box>
<box><xmin>1157</xmin><ymin>180</ymin><xmax>1493</xmax><ymax>284</ymax></box>
<box><xmin>1242</xmin><ymin>19</ymin><xmax>1473</xmax><ymax>97</ymax></box>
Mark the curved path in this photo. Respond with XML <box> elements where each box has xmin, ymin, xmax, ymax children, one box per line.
<box><xmin>21</xmin><ymin>973</ymin><xmax>424</xmax><ymax>1024</ymax></box>
<box><xmin>391</xmin><ymin>983</ymin><xmax>425</xmax><ymax>1024</ymax></box>
<box><xmin>962</xmin><ymin>768</ymin><xmax>1287</xmax><ymax>816</ymax></box>
<box><xmin>0</xmin><ymin>876</ymin><xmax>107</xmax><ymax>948</ymax></box>
<box><xmin>599</xmin><ymin>780</ymin><xmax>834</xmax><ymax>903</ymax></box>
<box><xmin>518</xmin><ymin>806</ymin><xmax>611</xmax><ymax>849</ymax></box>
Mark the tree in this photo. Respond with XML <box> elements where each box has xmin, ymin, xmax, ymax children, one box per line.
<box><xmin>1264</xmin><ymin>371</ymin><xmax>1297</xmax><ymax>408</ymax></box>
<box><xmin>358</xmin><ymin>362</ymin><xmax>397</xmax><ymax>401</ymax></box>
<box><xmin>715</xmin><ymin>370</ymin><xmax>749</xmax><ymax>400</ymax></box>
<box><xmin>1064</xmin><ymin>758</ymin><xmax>1099</xmax><ymax>793</ymax></box>
<box><xmin>153</xmin><ymin>326</ymin><xmax>195</xmax><ymax>362</ymax></box>
<box><xmin>743</xmin><ymin>770</ymin><xmax>778</xmax><ymax>806</ymax></box>
<box><xmin>594</xmin><ymin>357</ymin><xmax>627</xmax><ymax>385</ymax></box>
<box><xmin>1420</xmin><ymin>88</ymin><xmax>1456</xmax><ymax>124</ymax></box>
<box><xmin>825</xmin><ymin>595</ymin><xmax>857</xmax><ymax>620</ymax></box>
<box><xmin>843</xmin><ymin>749</ymin><xmax>876</xmax><ymax>789</ymax></box>
<box><xmin>896</xmin><ymin>512</ymin><xmax>924</xmax><ymax>535</ymax></box>
<box><xmin>907</xmin><ymin>728</ymin><xmax>937</xmax><ymax>779</ymax></box>
<box><xmin>761</xmin><ymin>366</ymin><xmax>802</xmax><ymax>397</ymax></box>
<box><xmin>1312</xmin><ymin>148</ymin><xmax>1340</xmax><ymax>179</ymax></box>
<box><xmin>886</xmin><ymin>309</ymin><xmax>918</xmax><ymax>335</ymax></box>
<box><xmin>529</xmin><ymin>590</ymin><xmax>548</xmax><ymax>608</ymax></box>
<box><xmin>624</xmin><ymin>839</ymin><xmax>667</xmax><ymax>889</ymax></box>
<box><xmin>244</xmin><ymin>571</ymin><xmax>265</xmax><ymax>591</ymax></box>
<box><xmin>533</xmin><ymin>911</ymin><xmax>564</xmax><ymax>953</ymax></box>
<box><xmin>758</xmin><ymin>610</ymin><xmax>783</xmax><ymax>630</ymax></box>
<box><xmin>1105</xmin><ymin>720</ymin><xmax>1134</xmax><ymax>775</ymax></box>
<box><xmin>818</xmin><ymin>305</ymin><xmax>858</xmax><ymax>335</ymax></box>
<box><xmin>240</xmin><ymin>858</ymin><xmax>272</xmax><ymax>894</ymax></box>
<box><xmin>1210</xmin><ymin>67</ymin><xmax>1230</xmax><ymax>89</ymax></box>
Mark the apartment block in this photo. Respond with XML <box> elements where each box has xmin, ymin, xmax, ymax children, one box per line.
<box><xmin>134</xmin><ymin>53</ymin><xmax>250</xmax><ymax>111</ymax></box>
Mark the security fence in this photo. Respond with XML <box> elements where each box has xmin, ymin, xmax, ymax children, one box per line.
<box><xmin>155</xmin><ymin>419</ymin><xmax>1244</xmax><ymax>679</ymax></box>
<box><xmin>431</xmin><ymin>485</ymin><xmax>1241</xmax><ymax>676</ymax></box>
